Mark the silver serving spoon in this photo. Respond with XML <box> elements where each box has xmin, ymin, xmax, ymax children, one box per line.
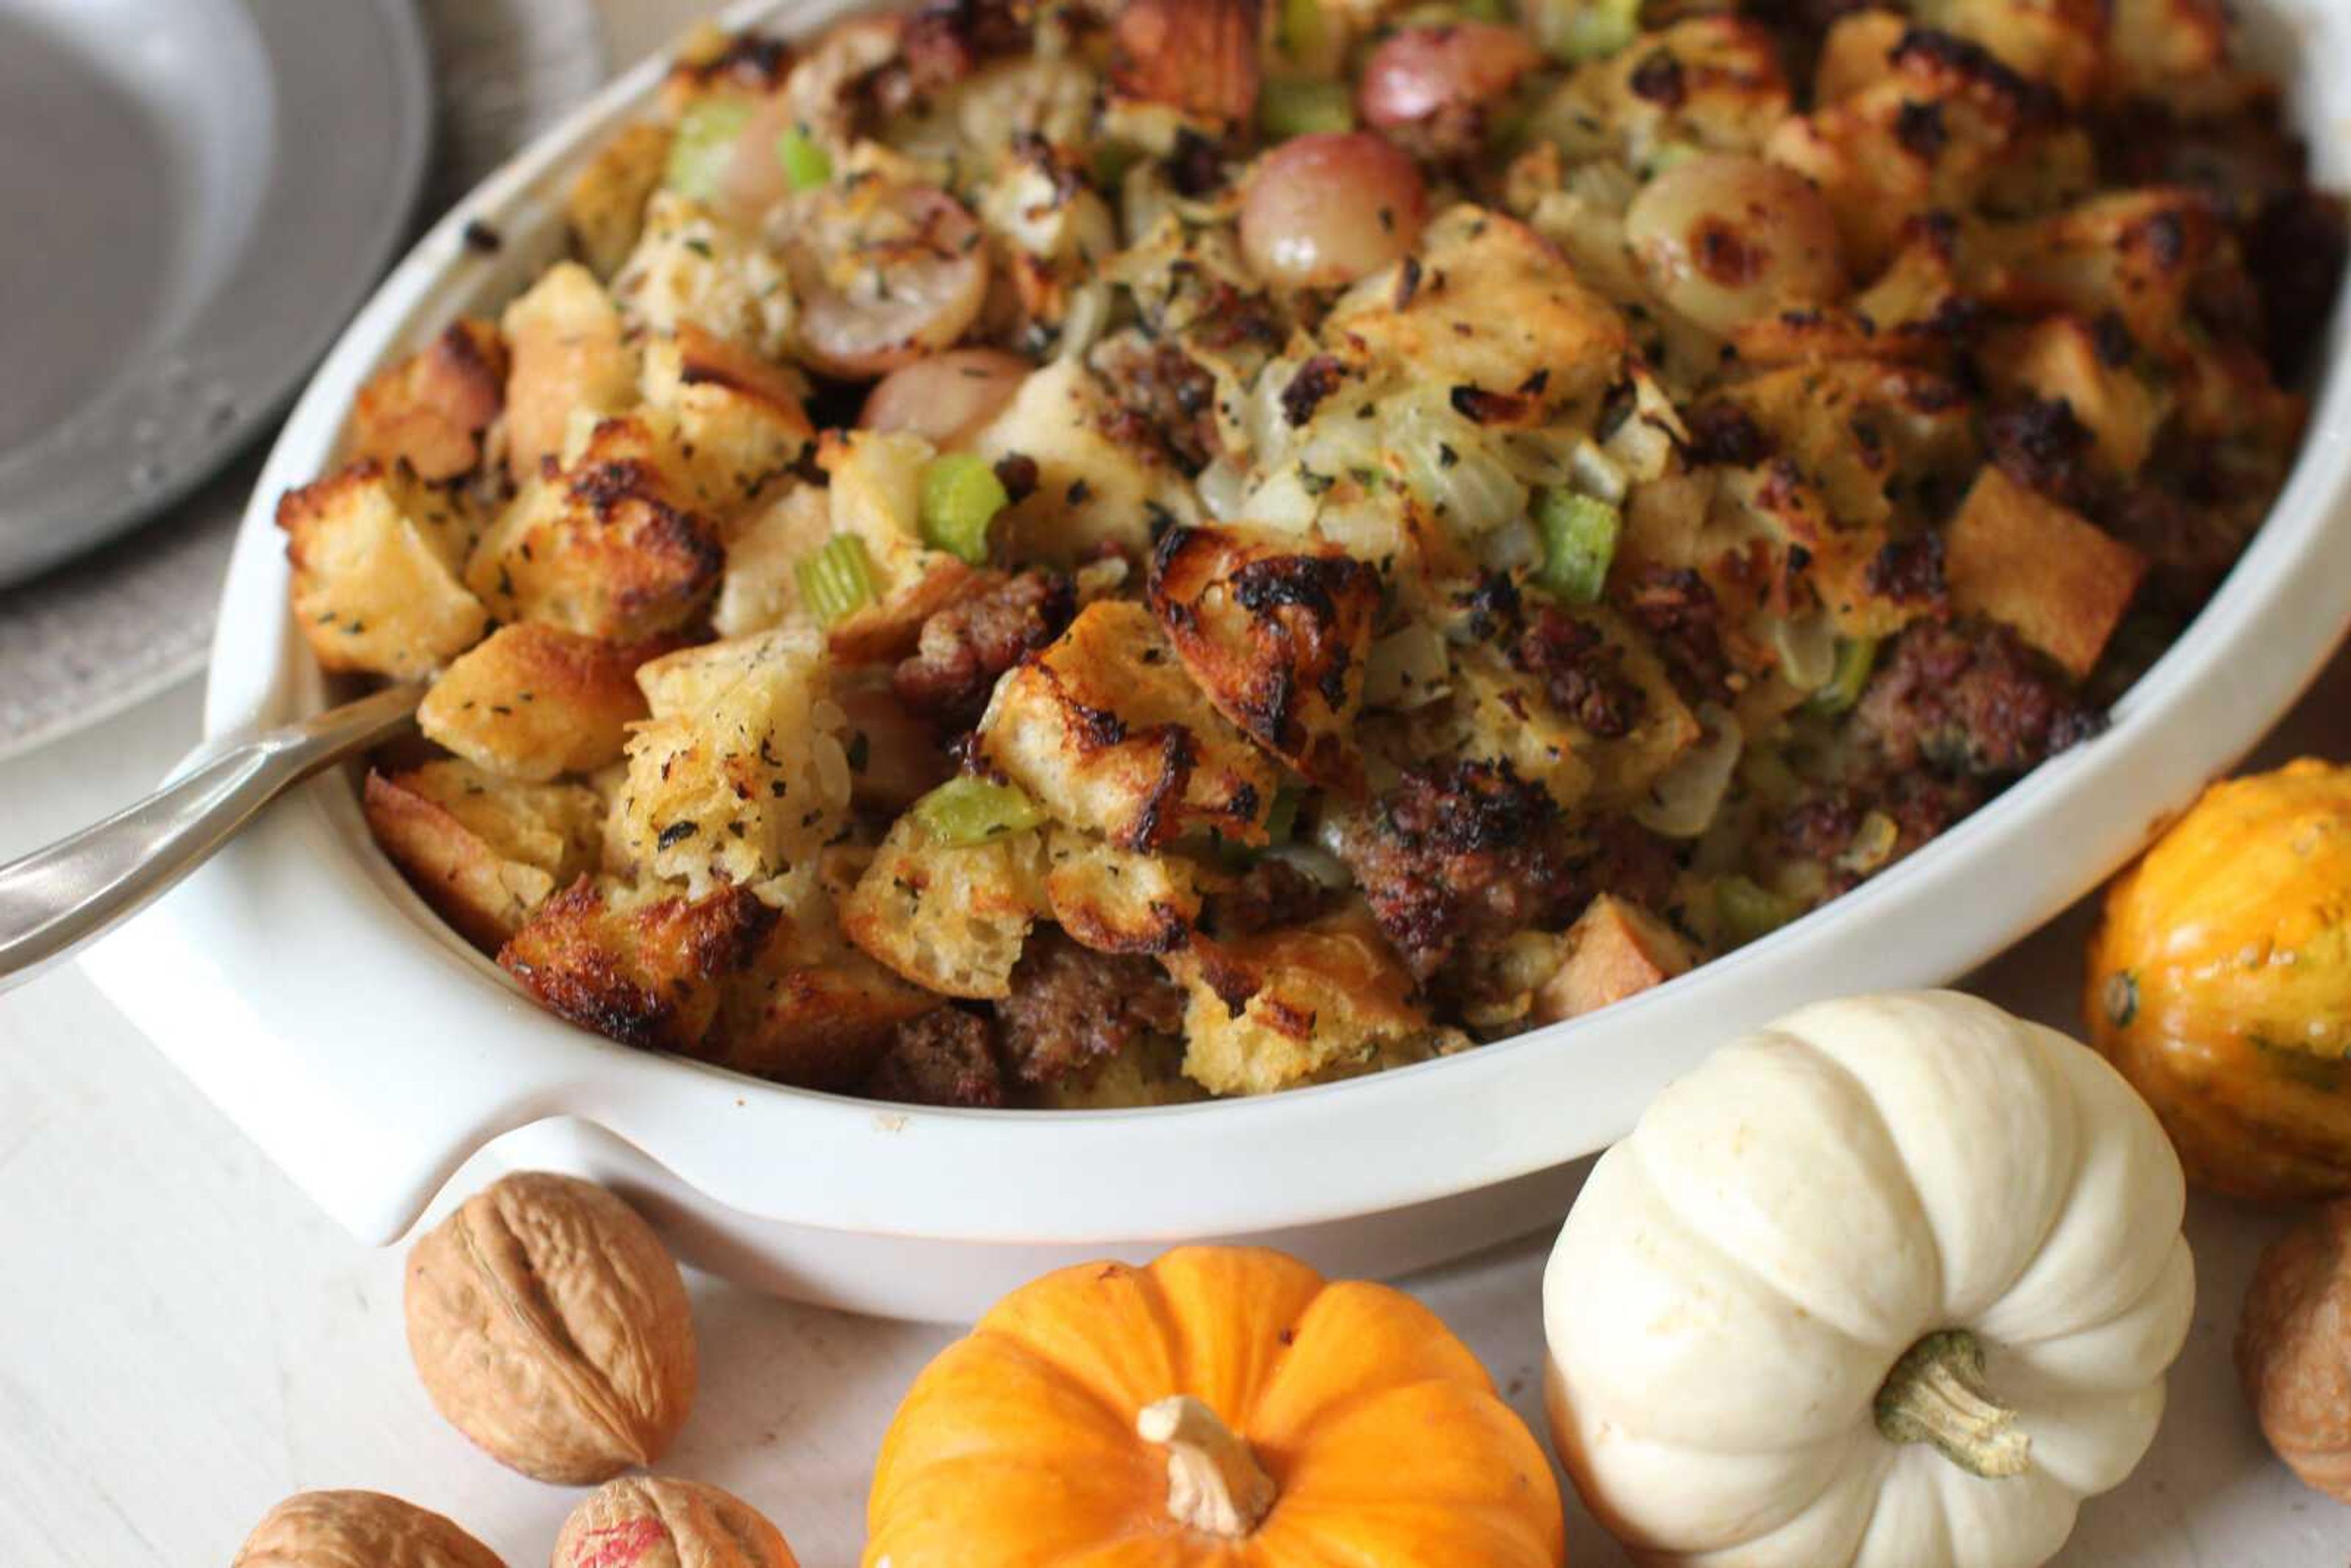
<box><xmin>0</xmin><ymin>682</ymin><xmax>424</xmax><ymax>994</ymax></box>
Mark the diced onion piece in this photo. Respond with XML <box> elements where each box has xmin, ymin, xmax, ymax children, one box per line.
<box><xmin>1267</xmin><ymin>841</ymin><xmax>1354</xmax><ymax>891</ymax></box>
<box><xmin>1196</xmin><ymin>456</ymin><xmax>1253</xmax><ymax>521</ymax></box>
<box><xmin>1568</xmin><ymin>439</ymin><xmax>1628</xmax><ymax>505</ymax></box>
<box><xmin>795</xmin><ymin>534</ymin><xmax>879</xmax><ymax>627</ymax></box>
<box><xmin>912</xmin><ymin>777</ymin><xmax>1049</xmax><ymax>847</ymax></box>
<box><xmin>1389</xmin><ymin>392</ymin><xmax>1528</xmax><ymax>536</ymax></box>
<box><xmin>666</xmin><ymin>99</ymin><xmax>755</xmax><ymax>203</ymax></box>
<box><xmin>1838</xmin><ymin>811</ymin><xmax>1900</xmax><ymax>875</ymax></box>
<box><xmin>1475</xmin><ymin>516</ymin><xmax>1543</xmax><ymax>574</ymax></box>
<box><xmin>918</xmin><ymin>453</ymin><xmax>1010</xmax><ymax>564</ymax></box>
<box><xmin>1771</xmin><ymin>613</ymin><xmax>1838</xmax><ymax>694</ymax></box>
<box><xmin>1364</xmin><ymin>623</ymin><xmax>1453</xmax><ymax>710</ymax></box>
<box><xmin>1261</xmin><ymin>78</ymin><xmax>1357</xmax><ymax>140</ymax></box>
<box><xmin>1717</xmin><ymin>874</ymin><xmax>1801</xmax><ymax>945</ymax></box>
<box><xmin>1240</xmin><ymin>132</ymin><xmax>1428</xmax><ymax>289</ymax></box>
<box><xmin>1635</xmin><ymin>702</ymin><xmax>1741</xmax><ymax>838</ymax></box>
<box><xmin>1807</xmin><ymin>636</ymin><xmax>1880</xmax><ymax>716</ymax></box>
<box><xmin>776</xmin><ymin>127</ymin><xmax>833</xmax><ymax>192</ymax></box>
<box><xmin>1535</xmin><ymin>490</ymin><xmax>1622</xmax><ymax>606</ymax></box>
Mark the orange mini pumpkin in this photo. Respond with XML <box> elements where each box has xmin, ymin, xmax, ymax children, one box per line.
<box><xmin>863</xmin><ymin>1246</ymin><xmax>1565</xmax><ymax>1567</ymax></box>
<box><xmin>2087</xmin><ymin>759</ymin><xmax>2351</xmax><ymax>1202</ymax></box>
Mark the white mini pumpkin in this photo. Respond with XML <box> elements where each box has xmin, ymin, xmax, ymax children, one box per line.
<box><xmin>1543</xmin><ymin>991</ymin><xmax>2194</xmax><ymax>1568</ymax></box>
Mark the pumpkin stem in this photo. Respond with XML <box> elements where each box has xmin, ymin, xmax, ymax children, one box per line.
<box><xmin>1136</xmin><ymin>1395</ymin><xmax>1277</xmax><ymax>1538</ymax></box>
<box><xmin>1874</xmin><ymin>1329</ymin><xmax>2031</xmax><ymax>1480</ymax></box>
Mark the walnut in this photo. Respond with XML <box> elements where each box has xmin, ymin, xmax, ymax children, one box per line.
<box><xmin>552</xmin><ymin>1477</ymin><xmax>799</xmax><ymax>1568</ymax></box>
<box><xmin>404</xmin><ymin>1172</ymin><xmax>697</xmax><ymax>1485</ymax></box>
<box><xmin>2238</xmin><ymin>1198</ymin><xmax>2351</xmax><ymax>1501</ymax></box>
<box><xmin>231</xmin><ymin>1490</ymin><xmax>504</xmax><ymax>1568</ymax></box>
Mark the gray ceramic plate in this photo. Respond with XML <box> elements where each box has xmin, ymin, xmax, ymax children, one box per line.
<box><xmin>0</xmin><ymin>0</ymin><xmax>432</xmax><ymax>588</ymax></box>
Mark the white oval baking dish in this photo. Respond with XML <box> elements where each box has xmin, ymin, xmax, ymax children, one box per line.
<box><xmin>83</xmin><ymin>0</ymin><xmax>2351</xmax><ymax>1320</ymax></box>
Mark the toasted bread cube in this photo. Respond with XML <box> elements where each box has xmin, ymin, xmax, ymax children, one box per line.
<box><xmin>1768</xmin><ymin>40</ymin><xmax>2094</xmax><ymax>275</ymax></box>
<box><xmin>1979</xmin><ymin>316</ymin><xmax>2172</xmax><ymax>479</ymax></box>
<box><xmin>1813</xmin><ymin>9</ymin><xmax>1907</xmax><ymax>103</ymax></box>
<box><xmin>2106</xmin><ymin>0</ymin><xmax>2257</xmax><ymax>115</ymax></box>
<box><xmin>814</xmin><ymin>429</ymin><xmax>988</xmax><ymax>662</ymax></box>
<box><xmin>639</xmin><ymin>326</ymin><xmax>813</xmax><ymax>520</ymax></box>
<box><xmin>467</xmin><ymin>415</ymin><xmax>725</xmax><ymax>642</ymax></box>
<box><xmin>972</xmin><ymin>358</ymin><xmax>1199</xmax><ymax>566</ymax></box>
<box><xmin>1946</xmin><ymin>467</ymin><xmax>2147</xmax><ymax>678</ymax></box>
<box><xmin>501</xmin><ymin>262</ymin><xmax>642</xmax><ymax>480</ymax></box>
<box><xmin>1719</xmin><ymin>359</ymin><xmax>1979</xmax><ymax>533</ymax></box>
<box><xmin>1426</xmin><ymin>613</ymin><xmax>1701</xmax><ymax>812</ymax></box>
<box><xmin>500</xmin><ymin>878</ymin><xmax>776</xmax><ymax>1051</ymax></box>
<box><xmin>1733</xmin><ymin>237</ymin><xmax>1968</xmax><ymax>367</ymax></box>
<box><xmin>1970</xmin><ymin>190</ymin><xmax>2222</xmax><ymax>351</ymax></box>
<box><xmin>363</xmin><ymin>762</ymin><xmax>602</xmax><ymax>950</ymax></box>
<box><xmin>712</xmin><ymin>484</ymin><xmax>833</xmax><ymax>638</ymax></box>
<box><xmin>1433</xmin><ymin>648</ymin><xmax>1597</xmax><ymax>812</ymax></box>
<box><xmin>1925</xmin><ymin>0</ymin><xmax>2104</xmax><ymax>105</ymax></box>
<box><xmin>974</xmin><ymin>599</ymin><xmax>1281</xmax><ymax>851</ymax></box>
<box><xmin>568</xmin><ymin>119</ymin><xmax>673</xmax><ymax>280</ymax></box>
<box><xmin>613</xmin><ymin>190</ymin><xmax>795</xmax><ymax>359</ymax></box>
<box><xmin>1331</xmin><ymin>206</ymin><xmax>1631</xmax><ymax>422</ymax></box>
<box><xmin>280</xmin><ymin>462</ymin><xmax>490</xmax><ymax>678</ymax></box>
<box><xmin>1164</xmin><ymin>908</ymin><xmax>1434</xmax><ymax>1097</ymax></box>
<box><xmin>350</xmin><ymin>318</ymin><xmax>508</xmax><ymax>482</ymax></box>
<box><xmin>1041</xmin><ymin>828</ymin><xmax>1203</xmax><ymax>957</ymax></box>
<box><xmin>1149</xmin><ymin>526</ymin><xmax>1380</xmax><ymax>790</ymax></box>
<box><xmin>705</xmin><ymin>901</ymin><xmax>943</xmax><ymax>1089</ymax></box>
<box><xmin>620</xmin><ymin>629</ymin><xmax>853</xmax><ymax>896</ymax></box>
<box><xmin>418</xmin><ymin>624</ymin><xmax>669</xmax><ymax>782</ymax></box>
<box><xmin>1527</xmin><ymin>17</ymin><xmax>1790</xmax><ymax>174</ymax></box>
<box><xmin>1534</xmin><ymin>895</ymin><xmax>1695</xmax><ymax>1024</ymax></box>
<box><xmin>840</xmin><ymin>814</ymin><xmax>1047</xmax><ymax>999</ymax></box>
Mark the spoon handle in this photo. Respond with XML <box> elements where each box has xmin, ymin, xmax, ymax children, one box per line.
<box><xmin>0</xmin><ymin>682</ymin><xmax>424</xmax><ymax>995</ymax></box>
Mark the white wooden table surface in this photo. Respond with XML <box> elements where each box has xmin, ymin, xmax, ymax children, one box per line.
<box><xmin>2</xmin><ymin>2</ymin><xmax>2347</xmax><ymax>1562</ymax></box>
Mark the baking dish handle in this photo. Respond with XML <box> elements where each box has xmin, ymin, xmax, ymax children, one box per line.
<box><xmin>75</xmin><ymin>762</ymin><xmax>577</xmax><ymax>1245</ymax></box>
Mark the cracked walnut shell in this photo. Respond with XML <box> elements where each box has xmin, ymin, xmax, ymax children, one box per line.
<box><xmin>231</xmin><ymin>1490</ymin><xmax>505</xmax><ymax>1568</ymax></box>
<box><xmin>553</xmin><ymin>1476</ymin><xmax>800</xmax><ymax>1568</ymax></box>
<box><xmin>405</xmin><ymin>1171</ymin><xmax>697</xmax><ymax>1484</ymax></box>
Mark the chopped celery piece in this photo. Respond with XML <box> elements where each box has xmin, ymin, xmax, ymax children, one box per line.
<box><xmin>1807</xmin><ymin>636</ymin><xmax>1880</xmax><ymax>716</ymax></box>
<box><xmin>918</xmin><ymin>454</ymin><xmax>1010</xmax><ymax>565</ymax></box>
<box><xmin>1534</xmin><ymin>490</ymin><xmax>1622</xmax><ymax>605</ymax></box>
<box><xmin>1543</xmin><ymin>0</ymin><xmax>1643</xmax><ymax>61</ymax></box>
<box><xmin>1281</xmin><ymin>0</ymin><xmax>1330</xmax><ymax>61</ymax></box>
<box><xmin>664</xmin><ymin>98</ymin><xmax>753</xmax><ymax>203</ymax></box>
<box><xmin>1261</xmin><ymin>78</ymin><xmax>1356</xmax><ymax>140</ymax></box>
<box><xmin>776</xmin><ymin>126</ymin><xmax>833</xmax><ymax>191</ymax></box>
<box><xmin>1717</xmin><ymin>876</ymin><xmax>1800</xmax><ymax>945</ymax></box>
<box><xmin>913</xmin><ymin>777</ymin><xmax>1049</xmax><ymax>846</ymax></box>
<box><xmin>795</xmin><ymin>535</ymin><xmax>878</xmax><ymax>627</ymax></box>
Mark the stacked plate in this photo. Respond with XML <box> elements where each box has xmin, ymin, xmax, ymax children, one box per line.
<box><xmin>0</xmin><ymin>0</ymin><xmax>610</xmax><ymax>757</ymax></box>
